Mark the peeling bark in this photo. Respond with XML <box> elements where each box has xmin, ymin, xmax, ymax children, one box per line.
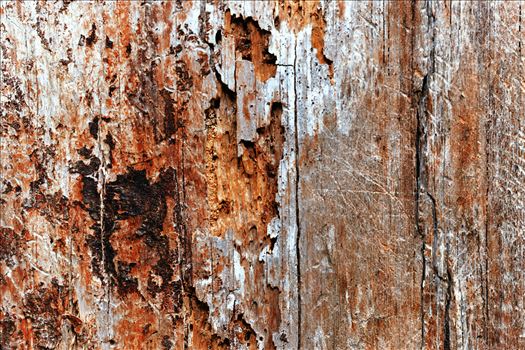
<box><xmin>1</xmin><ymin>1</ymin><xmax>524</xmax><ymax>349</ymax></box>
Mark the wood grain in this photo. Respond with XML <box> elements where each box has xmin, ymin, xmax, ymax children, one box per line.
<box><xmin>1</xmin><ymin>1</ymin><xmax>523</xmax><ymax>349</ymax></box>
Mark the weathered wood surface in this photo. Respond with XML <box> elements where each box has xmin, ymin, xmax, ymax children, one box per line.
<box><xmin>1</xmin><ymin>1</ymin><xmax>523</xmax><ymax>349</ymax></box>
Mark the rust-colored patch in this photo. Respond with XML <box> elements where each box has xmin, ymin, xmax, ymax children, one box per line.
<box><xmin>337</xmin><ymin>0</ymin><xmax>345</xmax><ymax>19</ymax></box>
<box><xmin>278</xmin><ymin>0</ymin><xmax>333</xmax><ymax>81</ymax></box>
<box><xmin>224</xmin><ymin>11</ymin><xmax>277</xmax><ymax>82</ymax></box>
<box><xmin>205</xmin><ymin>91</ymin><xmax>284</xmax><ymax>243</ymax></box>
<box><xmin>310</xmin><ymin>10</ymin><xmax>334</xmax><ymax>82</ymax></box>
<box><xmin>204</xmin><ymin>87</ymin><xmax>284</xmax><ymax>346</ymax></box>
<box><xmin>113</xmin><ymin>305</ymin><xmax>159</xmax><ymax>348</ymax></box>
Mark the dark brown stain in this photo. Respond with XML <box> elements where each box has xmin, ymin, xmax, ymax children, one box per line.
<box><xmin>21</xmin><ymin>279</ymin><xmax>68</xmax><ymax>349</ymax></box>
<box><xmin>85</xmin><ymin>23</ymin><xmax>98</xmax><ymax>47</ymax></box>
<box><xmin>73</xmin><ymin>160</ymin><xmax>180</xmax><ymax>300</ymax></box>
<box><xmin>0</xmin><ymin>228</ymin><xmax>20</xmax><ymax>268</ymax></box>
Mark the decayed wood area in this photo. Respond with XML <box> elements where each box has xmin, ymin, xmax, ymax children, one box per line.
<box><xmin>0</xmin><ymin>1</ymin><xmax>524</xmax><ymax>349</ymax></box>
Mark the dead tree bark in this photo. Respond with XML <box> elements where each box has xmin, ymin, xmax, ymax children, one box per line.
<box><xmin>1</xmin><ymin>1</ymin><xmax>523</xmax><ymax>349</ymax></box>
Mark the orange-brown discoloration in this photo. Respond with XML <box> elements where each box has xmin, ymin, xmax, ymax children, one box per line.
<box><xmin>278</xmin><ymin>0</ymin><xmax>333</xmax><ymax>80</ymax></box>
<box><xmin>205</xmin><ymin>92</ymin><xmax>283</xmax><ymax>243</ymax></box>
<box><xmin>310</xmin><ymin>8</ymin><xmax>333</xmax><ymax>81</ymax></box>
<box><xmin>202</xmin><ymin>87</ymin><xmax>284</xmax><ymax>346</ymax></box>
<box><xmin>224</xmin><ymin>10</ymin><xmax>277</xmax><ymax>82</ymax></box>
<box><xmin>337</xmin><ymin>0</ymin><xmax>345</xmax><ymax>19</ymax></box>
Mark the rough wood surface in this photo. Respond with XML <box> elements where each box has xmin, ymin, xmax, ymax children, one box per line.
<box><xmin>0</xmin><ymin>1</ymin><xmax>523</xmax><ymax>349</ymax></box>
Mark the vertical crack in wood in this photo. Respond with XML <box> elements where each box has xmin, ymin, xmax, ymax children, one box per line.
<box><xmin>293</xmin><ymin>35</ymin><xmax>301</xmax><ymax>350</ymax></box>
<box><xmin>416</xmin><ymin>1</ymin><xmax>443</xmax><ymax>346</ymax></box>
<box><xmin>444</xmin><ymin>265</ymin><xmax>452</xmax><ymax>350</ymax></box>
<box><xmin>409</xmin><ymin>3</ymin><xmax>425</xmax><ymax>347</ymax></box>
<box><xmin>415</xmin><ymin>75</ymin><xmax>426</xmax><ymax>349</ymax></box>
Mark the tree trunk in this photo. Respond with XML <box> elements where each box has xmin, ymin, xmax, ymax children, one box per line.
<box><xmin>1</xmin><ymin>1</ymin><xmax>523</xmax><ymax>349</ymax></box>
